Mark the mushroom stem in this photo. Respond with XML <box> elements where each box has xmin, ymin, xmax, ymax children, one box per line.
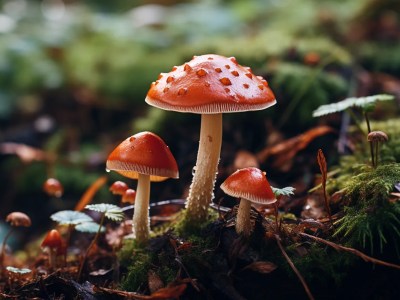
<box><xmin>48</xmin><ymin>248</ymin><xmax>57</xmax><ymax>270</ymax></box>
<box><xmin>0</xmin><ymin>228</ymin><xmax>14</xmax><ymax>271</ymax></box>
<box><xmin>186</xmin><ymin>113</ymin><xmax>222</xmax><ymax>223</ymax></box>
<box><xmin>132</xmin><ymin>173</ymin><xmax>151</xmax><ymax>244</ymax></box>
<box><xmin>236</xmin><ymin>198</ymin><xmax>252</xmax><ymax>236</ymax></box>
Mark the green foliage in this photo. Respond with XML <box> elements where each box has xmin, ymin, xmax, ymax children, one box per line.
<box><xmin>334</xmin><ymin>204</ymin><xmax>400</xmax><ymax>255</ymax></box>
<box><xmin>343</xmin><ymin>164</ymin><xmax>400</xmax><ymax>206</ymax></box>
<box><xmin>272</xmin><ymin>186</ymin><xmax>296</xmax><ymax>197</ymax></box>
<box><xmin>50</xmin><ymin>210</ymin><xmax>93</xmax><ymax>225</ymax></box>
<box><xmin>120</xmin><ymin>249</ymin><xmax>153</xmax><ymax>292</ymax></box>
<box><xmin>271</xmin><ymin>62</ymin><xmax>348</xmax><ymax>126</ymax></box>
<box><xmin>312</xmin><ymin>94</ymin><xmax>394</xmax><ymax>117</ymax></box>
<box><xmin>75</xmin><ymin>222</ymin><xmax>105</xmax><ymax>233</ymax></box>
<box><xmin>173</xmin><ymin>208</ymin><xmax>219</xmax><ymax>237</ymax></box>
<box><xmin>85</xmin><ymin>204</ymin><xmax>124</xmax><ymax>222</ymax></box>
<box><xmin>6</xmin><ymin>266</ymin><xmax>32</xmax><ymax>275</ymax></box>
<box><xmin>329</xmin><ymin>163</ymin><xmax>400</xmax><ymax>255</ymax></box>
<box><xmin>359</xmin><ymin>42</ymin><xmax>400</xmax><ymax>75</ymax></box>
<box><xmin>288</xmin><ymin>243</ymin><xmax>355</xmax><ymax>286</ymax></box>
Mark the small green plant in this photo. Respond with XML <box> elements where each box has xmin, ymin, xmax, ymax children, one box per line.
<box><xmin>77</xmin><ymin>204</ymin><xmax>124</xmax><ymax>281</ymax></box>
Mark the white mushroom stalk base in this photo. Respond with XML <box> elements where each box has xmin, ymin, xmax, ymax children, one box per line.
<box><xmin>236</xmin><ymin>198</ymin><xmax>252</xmax><ymax>236</ymax></box>
<box><xmin>185</xmin><ymin>113</ymin><xmax>222</xmax><ymax>223</ymax></box>
<box><xmin>132</xmin><ymin>173</ymin><xmax>151</xmax><ymax>244</ymax></box>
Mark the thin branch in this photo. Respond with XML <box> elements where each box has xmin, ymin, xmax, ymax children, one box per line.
<box><xmin>275</xmin><ymin>236</ymin><xmax>315</xmax><ymax>300</ymax></box>
<box><xmin>300</xmin><ymin>232</ymin><xmax>400</xmax><ymax>270</ymax></box>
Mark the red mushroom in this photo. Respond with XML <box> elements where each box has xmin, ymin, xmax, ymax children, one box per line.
<box><xmin>43</xmin><ymin>178</ymin><xmax>63</xmax><ymax>198</ymax></box>
<box><xmin>122</xmin><ymin>188</ymin><xmax>136</xmax><ymax>204</ymax></box>
<box><xmin>41</xmin><ymin>229</ymin><xmax>63</xmax><ymax>269</ymax></box>
<box><xmin>221</xmin><ymin>167</ymin><xmax>276</xmax><ymax>236</ymax></box>
<box><xmin>106</xmin><ymin>131</ymin><xmax>178</xmax><ymax>244</ymax></box>
<box><xmin>146</xmin><ymin>54</ymin><xmax>276</xmax><ymax>225</ymax></box>
<box><xmin>109</xmin><ymin>181</ymin><xmax>129</xmax><ymax>196</ymax></box>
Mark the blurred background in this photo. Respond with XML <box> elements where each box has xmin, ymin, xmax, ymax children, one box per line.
<box><xmin>0</xmin><ymin>0</ymin><xmax>399</xmax><ymax>246</ymax></box>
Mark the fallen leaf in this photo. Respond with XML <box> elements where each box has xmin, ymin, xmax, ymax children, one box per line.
<box><xmin>256</xmin><ymin>126</ymin><xmax>335</xmax><ymax>171</ymax></box>
<box><xmin>241</xmin><ymin>261</ymin><xmax>277</xmax><ymax>274</ymax></box>
<box><xmin>75</xmin><ymin>176</ymin><xmax>107</xmax><ymax>211</ymax></box>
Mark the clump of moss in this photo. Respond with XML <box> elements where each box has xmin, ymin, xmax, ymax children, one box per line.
<box><xmin>118</xmin><ymin>224</ymin><xmax>219</xmax><ymax>293</ymax></box>
<box><xmin>174</xmin><ymin>208</ymin><xmax>219</xmax><ymax>237</ymax></box>
<box><xmin>330</xmin><ymin>161</ymin><xmax>400</xmax><ymax>256</ymax></box>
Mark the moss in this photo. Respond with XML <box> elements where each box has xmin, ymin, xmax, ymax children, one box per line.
<box><xmin>174</xmin><ymin>208</ymin><xmax>219</xmax><ymax>237</ymax></box>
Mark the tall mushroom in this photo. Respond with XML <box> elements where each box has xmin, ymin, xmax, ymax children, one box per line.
<box><xmin>221</xmin><ymin>167</ymin><xmax>276</xmax><ymax>236</ymax></box>
<box><xmin>145</xmin><ymin>54</ymin><xmax>276</xmax><ymax>225</ymax></box>
<box><xmin>106</xmin><ymin>131</ymin><xmax>178</xmax><ymax>244</ymax></box>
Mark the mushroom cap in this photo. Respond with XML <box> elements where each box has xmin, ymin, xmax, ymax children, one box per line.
<box><xmin>6</xmin><ymin>212</ymin><xmax>31</xmax><ymax>227</ymax></box>
<box><xmin>106</xmin><ymin>131</ymin><xmax>179</xmax><ymax>182</ymax></box>
<box><xmin>109</xmin><ymin>181</ymin><xmax>129</xmax><ymax>196</ymax></box>
<box><xmin>367</xmin><ymin>131</ymin><xmax>388</xmax><ymax>142</ymax></box>
<box><xmin>43</xmin><ymin>178</ymin><xmax>63</xmax><ymax>198</ymax></box>
<box><xmin>221</xmin><ymin>167</ymin><xmax>276</xmax><ymax>205</ymax></box>
<box><xmin>122</xmin><ymin>188</ymin><xmax>136</xmax><ymax>204</ymax></box>
<box><xmin>41</xmin><ymin>229</ymin><xmax>63</xmax><ymax>250</ymax></box>
<box><xmin>145</xmin><ymin>54</ymin><xmax>276</xmax><ymax>114</ymax></box>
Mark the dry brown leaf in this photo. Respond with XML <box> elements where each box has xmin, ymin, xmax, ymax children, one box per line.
<box><xmin>75</xmin><ymin>176</ymin><xmax>107</xmax><ymax>211</ymax></box>
<box><xmin>256</xmin><ymin>126</ymin><xmax>335</xmax><ymax>170</ymax></box>
<box><xmin>242</xmin><ymin>261</ymin><xmax>277</xmax><ymax>274</ymax></box>
<box><xmin>0</xmin><ymin>142</ymin><xmax>48</xmax><ymax>163</ymax></box>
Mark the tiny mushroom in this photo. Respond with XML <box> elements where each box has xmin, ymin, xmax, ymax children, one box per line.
<box><xmin>1</xmin><ymin>212</ymin><xmax>32</xmax><ymax>269</ymax></box>
<box><xmin>109</xmin><ymin>181</ymin><xmax>129</xmax><ymax>196</ymax></box>
<box><xmin>146</xmin><ymin>54</ymin><xmax>276</xmax><ymax>225</ymax></box>
<box><xmin>106</xmin><ymin>131</ymin><xmax>178</xmax><ymax>244</ymax></box>
<box><xmin>221</xmin><ymin>167</ymin><xmax>276</xmax><ymax>236</ymax></box>
<box><xmin>43</xmin><ymin>178</ymin><xmax>63</xmax><ymax>198</ymax></box>
<box><xmin>122</xmin><ymin>188</ymin><xmax>136</xmax><ymax>204</ymax></box>
<box><xmin>41</xmin><ymin>229</ymin><xmax>64</xmax><ymax>269</ymax></box>
<box><xmin>367</xmin><ymin>130</ymin><xmax>388</xmax><ymax>168</ymax></box>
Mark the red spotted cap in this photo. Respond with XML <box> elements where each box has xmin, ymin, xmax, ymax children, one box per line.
<box><xmin>146</xmin><ymin>54</ymin><xmax>276</xmax><ymax>114</ymax></box>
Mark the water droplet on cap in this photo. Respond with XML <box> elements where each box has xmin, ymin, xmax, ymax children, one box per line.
<box><xmin>231</xmin><ymin>70</ymin><xmax>239</xmax><ymax>77</ymax></box>
<box><xmin>245</xmin><ymin>73</ymin><xmax>252</xmax><ymax>79</ymax></box>
<box><xmin>215</xmin><ymin>68</ymin><xmax>222</xmax><ymax>73</ymax></box>
<box><xmin>167</xmin><ymin>76</ymin><xmax>174</xmax><ymax>83</ymax></box>
<box><xmin>258</xmin><ymin>85</ymin><xmax>264</xmax><ymax>90</ymax></box>
<box><xmin>225</xmin><ymin>65</ymin><xmax>231</xmax><ymax>69</ymax></box>
<box><xmin>184</xmin><ymin>64</ymin><xmax>192</xmax><ymax>72</ymax></box>
<box><xmin>163</xmin><ymin>87</ymin><xmax>169</xmax><ymax>93</ymax></box>
<box><xmin>243</xmin><ymin>83</ymin><xmax>249</xmax><ymax>89</ymax></box>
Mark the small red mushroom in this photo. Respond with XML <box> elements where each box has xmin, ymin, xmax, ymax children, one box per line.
<box><xmin>109</xmin><ymin>181</ymin><xmax>129</xmax><ymax>196</ymax></box>
<box><xmin>41</xmin><ymin>229</ymin><xmax>63</xmax><ymax>269</ymax></box>
<box><xmin>43</xmin><ymin>178</ymin><xmax>63</xmax><ymax>198</ymax></box>
<box><xmin>221</xmin><ymin>167</ymin><xmax>276</xmax><ymax>236</ymax></box>
<box><xmin>122</xmin><ymin>189</ymin><xmax>136</xmax><ymax>204</ymax></box>
<box><xmin>106</xmin><ymin>131</ymin><xmax>178</xmax><ymax>244</ymax></box>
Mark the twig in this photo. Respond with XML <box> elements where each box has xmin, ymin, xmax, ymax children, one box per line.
<box><xmin>300</xmin><ymin>232</ymin><xmax>400</xmax><ymax>270</ymax></box>
<box><xmin>275</xmin><ymin>235</ymin><xmax>315</xmax><ymax>300</ymax></box>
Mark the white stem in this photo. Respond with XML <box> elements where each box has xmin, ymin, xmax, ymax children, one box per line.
<box><xmin>186</xmin><ymin>113</ymin><xmax>222</xmax><ymax>223</ymax></box>
<box><xmin>236</xmin><ymin>199</ymin><xmax>252</xmax><ymax>236</ymax></box>
<box><xmin>132</xmin><ymin>174</ymin><xmax>151</xmax><ymax>244</ymax></box>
